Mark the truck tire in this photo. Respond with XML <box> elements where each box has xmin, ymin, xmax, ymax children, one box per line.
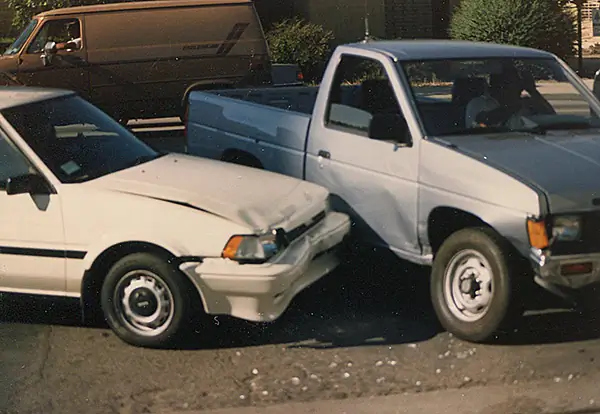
<box><xmin>100</xmin><ymin>252</ymin><xmax>196</xmax><ymax>348</ymax></box>
<box><xmin>430</xmin><ymin>227</ymin><xmax>524</xmax><ymax>343</ymax></box>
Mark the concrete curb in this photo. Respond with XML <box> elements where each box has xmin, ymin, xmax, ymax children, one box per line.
<box><xmin>168</xmin><ymin>376</ymin><xmax>600</xmax><ymax>414</ymax></box>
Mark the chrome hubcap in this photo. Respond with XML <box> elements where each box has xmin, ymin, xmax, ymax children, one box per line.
<box><xmin>114</xmin><ymin>270</ymin><xmax>174</xmax><ymax>337</ymax></box>
<box><xmin>443</xmin><ymin>249</ymin><xmax>493</xmax><ymax>322</ymax></box>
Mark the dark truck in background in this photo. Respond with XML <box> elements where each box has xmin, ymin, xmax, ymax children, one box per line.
<box><xmin>0</xmin><ymin>0</ymin><xmax>302</xmax><ymax>123</ymax></box>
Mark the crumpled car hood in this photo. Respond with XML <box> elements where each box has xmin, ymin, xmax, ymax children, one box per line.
<box><xmin>87</xmin><ymin>153</ymin><xmax>329</xmax><ymax>232</ymax></box>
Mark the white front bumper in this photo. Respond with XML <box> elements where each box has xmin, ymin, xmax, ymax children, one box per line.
<box><xmin>179</xmin><ymin>211</ymin><xmax>351</xmax><ymax>322</ymax></box>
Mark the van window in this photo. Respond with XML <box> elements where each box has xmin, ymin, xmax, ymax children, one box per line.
<box><xmin>3</xmin><ymin>19</ymin><xmax>38</xmax><ymax>56</ymax></box>
<box><xmin>27</xmin><ymin>18</ymin><xmax>82</xmax><ymax>54</ymax></box>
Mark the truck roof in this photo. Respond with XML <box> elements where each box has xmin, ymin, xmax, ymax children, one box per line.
<box><xmin>34</xmin><ymin>0</ymin><xmax>251</xmax><ymax>18</ymax></box>
<box><xmin>348</xmin><ymin>40</ymin><xmax>554</xmax><ymax>61</ymax></box>
<box><xmin>0</xmin><ymin>87</ymin><xmax>74</xmax><ymax>111</ymax></box>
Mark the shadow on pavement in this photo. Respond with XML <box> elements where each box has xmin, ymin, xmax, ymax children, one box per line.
<box><xmin>2</xmin><ymin>245</ymin><xmax>600</xmax><ymax>350</ymax></box>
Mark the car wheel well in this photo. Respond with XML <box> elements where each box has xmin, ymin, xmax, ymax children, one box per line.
<box><xmin>80</xmin><ymin>242</ymin><xmax>179</xmax><ymax>325</ymax></box>
<box><xmin>221</xmin><ymin>149</ymin><xmax>264</xmax><ymax>169</ymax></box>
<box><xmin>427</xmin><ymin>207</ymin><xmax>489</xmax><ymax>255</ymax></box>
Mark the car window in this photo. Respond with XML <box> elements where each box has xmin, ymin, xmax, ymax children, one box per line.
<box><xmin>1</xmin><ymin>95</ymin><xmax>160</xmax><ymax>184</ymax></box>
<box><xmin>0</xmin><ymin>130</ymin><xmax>35</xmax><ymax>190</ymax></box>
<box><xmin>325</xmin><ymin>54</ymin><xmax>405</xmax><ymax>138</ymax></box>
<box><xmin>27</xmin><ymin>18</ymin><xmax>82</xmax><ymax>54</ymax></box>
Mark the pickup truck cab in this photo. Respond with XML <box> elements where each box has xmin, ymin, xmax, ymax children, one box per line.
<box><xmin>0</xmin><ymin>87</ymin><xmax>350</xmax><ymax>348</ymax></box>
<box><xmin>187</xmin><ymin>40</ymin><xmax>600</xmax><ymax>343</ymax></box>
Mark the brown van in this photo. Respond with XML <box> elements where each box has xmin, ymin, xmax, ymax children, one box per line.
<box><xmin>0</xmin><ymin>0</ymin><xmax>272</xmax><ymax>122</ymax></box>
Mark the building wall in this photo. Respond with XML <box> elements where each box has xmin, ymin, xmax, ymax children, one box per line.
<box><xmin>294</xmin><ymin>0</ymin><xmax>387</xmax><ymax>44</ymax></box>
<box><xmin>385</xmin><ymin>0</ymin><xmax>434</xmax><ymax>39</ymax></box>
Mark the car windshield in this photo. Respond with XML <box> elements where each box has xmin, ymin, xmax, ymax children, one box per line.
<box><xmin>400</xmin><ymin>57</ymin><xmax>600</xmax><ymax>137</ymax></box>
<box><xmin>3</xmin><ymin>19</ymin><xmax>38</xmax><ymax>56</ymax></box>
<box><xmin>0</xmin><ymin>95</ymin><xmax>160</xmax><ymax>183</ymax></box>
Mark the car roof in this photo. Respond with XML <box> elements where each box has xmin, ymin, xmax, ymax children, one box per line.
<box><xmin>0</xmin><ymin>87</ymin><xmax>74</xmax><ymax>111</ymax></box>
<box><xmin>346</xmin><ymin>40</ymin><xmax>555</xmax><ymax>61</ymax></box>
<box><xmin>34</xmin><ymin>0</ymin><xmax>251</xmax><ymax>17</ymax></box>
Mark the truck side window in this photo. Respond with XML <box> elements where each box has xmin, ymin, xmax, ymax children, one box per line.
<box><xmin>325</xmin><ymin>55</ymin><xmax>403</xmax><ymax>137</ymax></box>
<box><xmin>27</xmin><ymin>18</ymin><xmax>82</xmax><ymax>54</ymax></box>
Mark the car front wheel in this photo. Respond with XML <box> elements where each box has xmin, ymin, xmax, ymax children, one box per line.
<box><xmin>431</xmin><ymin>227</ymin><xmax>524</xmax><ymax>343</ymax></box>
<box><xmin>101</xmin><ymin>252</ymin><xmax>195</xmax><ymax>348</ymax></box>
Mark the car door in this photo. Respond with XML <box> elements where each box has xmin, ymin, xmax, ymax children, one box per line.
<box><xmin>305</xmin><ymin>52</ymin><xmax>423</xmax><ymax>259</ymax></box>
<box><xmin>16</xmin><ymin>17</ymin><xmax>90</xmax><ymax>100</ymax></box>
<box><xmin>0</xmin><ymin>126</ymin><xmax>66</xmax><ymax>295</ymax></box>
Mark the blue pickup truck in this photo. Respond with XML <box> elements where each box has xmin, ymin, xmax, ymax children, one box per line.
<box><xmin>186</xmin><ymin>40</ymin><xmax>600</xmax><ymax>343</ymax></box>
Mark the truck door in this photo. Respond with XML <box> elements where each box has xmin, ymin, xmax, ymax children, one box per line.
<box><xmin>305</xmin><ymin>52</ymin><xmax>422</xmax><ymax>260</ymax></box>
<box><xmin>16</xmin><ymin>17</ymin><xmax>90</xmax><ymax>99</ymax></box>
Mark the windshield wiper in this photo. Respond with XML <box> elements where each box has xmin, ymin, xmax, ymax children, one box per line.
<box><xmin>438</xmin><ymin>126</ymin><xmax>512</xmax><ymax>136</ymax></box>
<box><xmin>127</xmin><ymin>153</ymin><xmax>165</xmax><ymax>168</ymax></box>
<box><xmin>516</xmin><ymin>122</ymin><xmax>595</xmax><ymax>136</ymax></box>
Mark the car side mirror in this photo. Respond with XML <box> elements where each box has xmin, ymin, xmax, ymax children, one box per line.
<box><xmin>368</xmin><ymin>113</ymin><xmax>411</xmax><ymax>145</ymax></box>
<box><xmin>41</xmin><ymin>41</ymin><xmax>57</xmax><ymax>66</ymax></box>
<box><xmin>6</xmin><ymin>173</ymin><xmax>51</xmax><ymax>196</ymax></box>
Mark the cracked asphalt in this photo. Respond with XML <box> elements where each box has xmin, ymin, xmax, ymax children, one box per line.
<box><xmin>2</xmin><ymin>246</ymin><xmax>600</xmax><ymax>414</ymax></box>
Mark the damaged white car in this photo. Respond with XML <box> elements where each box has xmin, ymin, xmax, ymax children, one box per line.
<box><xmin>0</xmin><ymin>87</ymin><xmax>351</xmax><ymax>348</ymax></box>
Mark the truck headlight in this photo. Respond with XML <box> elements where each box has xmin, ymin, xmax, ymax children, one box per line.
<box><xmin>221</xmin><ymin>232</ymin><xmax>281</xmax><ymax>263</ymax></box>
<box><xmin>552</xmin><ymin>215</ymin><xmax>582</xmax><ymax>241</ymax></box>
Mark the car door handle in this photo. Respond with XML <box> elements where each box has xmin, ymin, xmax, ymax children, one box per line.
<box><xmin>318</xmin><ymin>150</ymin><xmax>331</xmax><ymax>159</ymax></box>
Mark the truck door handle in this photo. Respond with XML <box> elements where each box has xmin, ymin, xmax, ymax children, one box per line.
<box><xmin>318</xmin><ymin>150</ymin><xmax>331</xmax><ymax>159</ymax></box>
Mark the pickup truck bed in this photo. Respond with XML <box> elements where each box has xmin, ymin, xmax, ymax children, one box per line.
<box><xmin>187</xmin><ymin>85</ymin><xmax>360</xmax><ymax>178</ymax></box>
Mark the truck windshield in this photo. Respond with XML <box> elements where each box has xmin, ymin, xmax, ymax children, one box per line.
<box><xmin>3</xmin><ymin>19</ymin><xmax>38</xmax><ymax>56</ymax></box>
<box><xmin>1</xmin><ymin>95</ymin><xmax>160</xmax><ymax>183</ymax></box>
<box><xmin>400</xmin><ymin>57</ymin><xmax>600</xmax><ymax>137</ymax></box>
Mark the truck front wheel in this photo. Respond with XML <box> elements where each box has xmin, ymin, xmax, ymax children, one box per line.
<box><xmin>431</xmin><ymin>227</ymin><xmax>524</xmax><ymax>343</ymax></box>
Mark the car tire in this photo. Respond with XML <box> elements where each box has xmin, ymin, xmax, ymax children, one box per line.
<box><xmin>100</xmin><ymin>252</ymin><xmax>195</xmax><ymax>348</ymax></box>
<box><xmin>430</xmin><ymin>227</ymin><xmax>524</xmax><ymax>343</ymax></box>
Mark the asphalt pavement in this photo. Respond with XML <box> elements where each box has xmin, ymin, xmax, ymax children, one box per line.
<box><xmin>2</xmin><ymin>80</ymin><xmax>600</xmax><ymax>414</ymax></box>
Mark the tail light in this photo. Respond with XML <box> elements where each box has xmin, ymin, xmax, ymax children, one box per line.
<box><xmin>297</xmin><ymin>71</ymin><xmax>304</xmax><ymax>82</ymax></box>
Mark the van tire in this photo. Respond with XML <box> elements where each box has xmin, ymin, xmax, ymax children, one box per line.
<box><xmin>430</xmin><ymin>227</ymin><xmax>524</xmax><ymax>343</ymax></box>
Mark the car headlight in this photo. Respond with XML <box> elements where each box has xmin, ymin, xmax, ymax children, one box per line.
<box><xmin>552</xmin><ymin>215</ymin><xmax>582</xmax><ymax>241</ymax></box>
<box><xmin>221</xmin><ymin>232</ymin><xmax>281</xmax><ymax>263</ymax></box>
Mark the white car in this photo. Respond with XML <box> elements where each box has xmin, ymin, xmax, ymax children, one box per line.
<box><xmin>0</xmin><ymin>87</ymin><xmax>351</xmax><ymax>348</ymax></box>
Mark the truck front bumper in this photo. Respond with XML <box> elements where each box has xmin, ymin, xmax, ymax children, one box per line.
<box><xmin>179</xmin><ymin>212</ymin><xmax>351</xmax><ymax>322</ymax></box>
<box><xmin>530</xmin><ymin>248</ymin><xmax>600</xmax><ymax>290</ymax></box>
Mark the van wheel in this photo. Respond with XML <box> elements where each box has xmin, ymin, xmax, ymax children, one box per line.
<box><xmin>100</xmin><ymin>252</ymin><xmax>195</xmax><ymax>348</ymax></box>
<box><xmin>430</xmin><ymin>227</ymin><xmax>524</xmax><ymax>343</ymax></box>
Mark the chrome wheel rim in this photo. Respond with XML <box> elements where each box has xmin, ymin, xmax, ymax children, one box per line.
<box><xmin>443</xmin><ymin>249</ymin><xmax>493</xmax><ymax>322</ymax></box>
<box><xmin>113</xmin><ymin>270</ymin><xmax>175</xmax><ymax>337</ymax></box>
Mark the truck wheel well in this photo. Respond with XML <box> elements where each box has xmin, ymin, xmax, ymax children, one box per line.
<box><xmin>427</xmin><ymin>207</ymin><xmax>489</xmax><ymax>255</ymax></box>
<box><xmin>80</xmin><ymin>242</ymin><xmax>182</xmax><ymax>325</ymax></box>
<box><xmin>221</xmin><ymin>149</ymin><xmax>264</xmax><ymax>169</ymax></box>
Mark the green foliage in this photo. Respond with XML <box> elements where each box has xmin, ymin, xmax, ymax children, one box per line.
<box><xmin>266</xmin><ymin>18</ymin><xmax>334</xmax><ymax>82</ymax></box>
<box><xmin>450</xmin><ymin>0</ymin><xmax>577</xmax><ymax>59</ymax></box>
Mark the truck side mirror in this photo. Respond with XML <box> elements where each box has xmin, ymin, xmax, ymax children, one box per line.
<box><xmin>368</xmin><ymin>113</ymin><xmax>411</xmax><ymax>145</ymax></box>
<box><xmin>41</xmin><ymin>41</ymin><xmax>57</xmax><ymax>66</ymax></box>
